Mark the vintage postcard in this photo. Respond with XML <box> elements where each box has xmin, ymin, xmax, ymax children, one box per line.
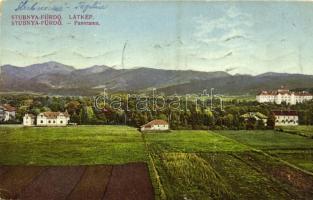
<box><xmin>0</xmin><ymin>0</ymin><xmax>313</xmax><ymax>199</ymax></box>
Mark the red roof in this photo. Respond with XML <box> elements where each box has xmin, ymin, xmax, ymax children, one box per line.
<box><xmin>272</xmin><ymin>110</ymin><xmax>298</xmax><ymax>116</ymax></box>
<box><xmin>141</xmin><ymin>119</ymin><xmax>168</xmax><ymax>127</ymax></box>
<box><xmin>0</xmin><ymin>104</ymin><xmax>16</xmax><ymax>112</ymax></box>
<box><xmin>41</xmin><ymin>112</ymin><xmax>70</xmax><ymax>119</ymax></box>
<box><xmin>258</xmin><ymin>90</ymin><xmax>312</xmax><ymax>97</ymax></box>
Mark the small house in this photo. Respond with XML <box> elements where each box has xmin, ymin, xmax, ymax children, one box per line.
<box><xmin>0</xmin><ymin>104</ymin><xmax>16</xmax><ymax>122</ymax></box>
<box><xmin>140</xmin><ymin>120</ymin><xmax>169</xmax><ymax>132</ymax></box>
<box><xmin>240</xmin><ymin>112</ymin><xmax>268</xmax><ymax>126</ymax></box>
<box><xmin>36</xmin><ymin>112</ymin><xmax>70</xmax><ymax>127</ymax></box>
<box><xmin>23</xmin><ymin>114</ymin><xmax>36</xmax><ymax>126</ymax></box>
<box><xmin>272</xmin><ymin>110</ymin><xmax>298</xmax><ymax>126</ymax></box>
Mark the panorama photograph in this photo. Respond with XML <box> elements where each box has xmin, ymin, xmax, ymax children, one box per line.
<box><xmin>0</xmin><ymin>0</ymin><xmax>313</xmax><ymax>199</ymax></box>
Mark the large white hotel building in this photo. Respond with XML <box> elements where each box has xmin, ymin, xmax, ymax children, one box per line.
<box><xmin>256</xmin><ymin>88</ymin><xmax>313</xmax><ymax>105</ymax></box>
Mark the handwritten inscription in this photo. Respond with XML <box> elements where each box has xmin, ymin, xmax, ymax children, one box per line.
<box><xmin>14</xmin><ymin>0</ymin><xmax>63</xmax><ymax>12</ymax></box>
<box><xmin>14</xmin><ymin>0</ymin><xmax>108</xmax><ymax>13</ymax></box>
<box><xmin>75</xmin><ymin>2</ymin><xmax>108</xmax><ymax>13</ymax></box>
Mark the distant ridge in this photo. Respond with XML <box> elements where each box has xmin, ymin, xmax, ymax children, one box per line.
<box><xmin>1</xmin><ymin>62</ymin><xmax>313</xmax><ymax>96</ymax></box>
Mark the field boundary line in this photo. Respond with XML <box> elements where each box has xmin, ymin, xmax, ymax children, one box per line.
<box><xmin>101</xmin><ymin>165</ymin><xmax>113</xmax><ymax>200</ymax></box>
<box><xmin>148</xmin><ymin>154</ymin><xmax>166</xmax><ymax>200</ymax></box>
<box><xmin>280</xmin><ymin>129</ymin><xmax>313</xmax><ymax>139</ymax></box>
<box><xmin>259</xmin><ymin>150</ymin><xmax>313</xmax><ymax>177</ymax></box>
<box><xmin>65</xmin><ymin>166</ymin><xmax>87</xmax><ymax>200</ymax></box>
<box><xmin>141</xmin><ymin>133</ymin><xmax>166</xmax><ymax>200</ymax></box>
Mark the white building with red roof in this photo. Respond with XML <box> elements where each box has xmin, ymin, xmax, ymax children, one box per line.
<box><xmin>0</xmin><ymin>104</ymin><xmax>16</xmax><ymax>122</ymax></box>
<box><xmin>273</xmin><ymin>110</ymin><xmax>299</xmax><ymax>126</ymax></box>
<box><xmin>256</xmin><ymin>88</ymin><xmax>313</xmax><ymax>105</ymax></box>
<box><xmin>140</xmin><ymin>120</ymin><xmax>169</xmax><ymax>132</ymax></box>
<box><xmin>36</xmin><ymin>112</ymin><xmax>70</xmax><ymax>127</ymax></box>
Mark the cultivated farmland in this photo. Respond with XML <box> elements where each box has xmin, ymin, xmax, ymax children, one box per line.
<box><xmin>146</xmin><ymin>130</ymin><xmax>313</xmax><ymax>199</ymax></box>
<box><xmin>0</xmin><ymin>127</ymin><xmax>313</xmax><ymax>199</ymax></box>
<box><xmin>217</xmin><ymin>130</ymin><xmax>313</xmax><ymax>174</ymax></box>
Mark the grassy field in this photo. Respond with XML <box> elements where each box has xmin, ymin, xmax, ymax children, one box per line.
<box><xmin>217</xmin><ymin>130</ymin><xmax>313</xmax><ymax>150</ymax></box>
<box><xmin>1</xmin><ymin>126</ymin><xmax>313</xmax><ymax>199</ymax></box>
<box><xmin>217</xmin><ymin>130</ymin><xmax>313</xmax><ymax>174</ymax></box>
<box><xmin>0</xmin><ymin>126</ymin><xmax>147</xmax><ymax>165</ymax></box>
<box><xmin>280</xmin><ymin>125</ymin><xmax>313</xmax><ymax>138</ymax></box>
<box><xmin>145</xmin><ymin>130</ymin><xmax>249</xmax><ymax>153</ymax></box>
<box><xmin>221</xmin><ymin>95</ymin><xmax>256</xmax><ymax>102</ymax></box>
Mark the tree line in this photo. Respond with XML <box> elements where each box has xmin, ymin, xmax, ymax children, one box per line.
<box><xmin>1</xmin><ymin>94</ymin><xmax>313</xmax><ymax>130</ymax></box>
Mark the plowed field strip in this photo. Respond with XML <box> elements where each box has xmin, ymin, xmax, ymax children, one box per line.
<box><xmin>19</xmin><ymin>166</ymin><xmax>86</xmax><ymax>200</ymax></box>
<box><xmin>103</xmin><ymin>163</ymin><xmax>154</xmax><ymax>200</ymax></box>
<box><xmin>0</xmin><ymin>166</ymin><xmax>45</xmax><ymax>199</ymax></box>
<box><xmin>0</xmin><ymin>166</ymin><xmax>9</xmax><ymax>176</ymax></box>
<box><xmin>0</xmin><ymin>163</ymin><xmax>154</xmax><ymax>200</ymax></box>
<box><xmin>67</xmin><ymin>166</ymin><xmax>113</xmax><ymax>200</ymax></box>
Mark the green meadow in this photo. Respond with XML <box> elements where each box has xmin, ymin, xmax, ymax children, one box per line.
<box><xmin>0</xmin><ymin>126</ymin><xmax>146</xmax><ymax>165</ymax></box>
<box><xmin>280</xmin><ymin>125</ymin><xmax>313</xmax><ymax>138</ymax></box>
<box><xmin>217</xmin><ymin>130</ymin><xmax>313</xmax><ymax>150</ymax></box>
<box><xmin>0</xmin><ymin>126</ymin><xmax>313</xmax><ymax>199</ymax></box>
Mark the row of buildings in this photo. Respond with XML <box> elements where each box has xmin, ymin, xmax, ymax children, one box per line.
<box><xmin>23</xmin><ymin>112</ymin><xmax>70</xmax><ymax>126</ymax></box>
<box><xmin>141</xmin><ymin>110</ymin><xmax>299</xmax><ymax>131</ymax></box>
<box><xmin>22</xmin><ymin>110</ymin><xmax>298</xmax><ymax>129</ymax></box>
<box><xmin>142</xmin><ymin>109</ymin><xmax>299</xmax><ymax>131</ymax></box>
<box><xmin>0</xmin><ymin>103</ymin><xmax>71</xmax><ymax>127</ymax></box>
<box><xmin>256</xmin><ymin>88</ymin><xmax>313</xmax><ymax>105</ymax></box>
<box><xmin>241</xmin><ymin>111</ymin><xmax>299</xmax><ymax>126</ymax></box>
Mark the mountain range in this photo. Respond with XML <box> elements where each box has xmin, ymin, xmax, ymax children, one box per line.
<box><xmin>1</xmin><ymin>61</ymin><xmax>313</xmax><ymax>96</ymax></box>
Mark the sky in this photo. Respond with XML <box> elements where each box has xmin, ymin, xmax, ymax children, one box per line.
<box><xmin>1</xmin><ymin>0</ymin><xmax>313</xmax><ymax>75</ymax></box>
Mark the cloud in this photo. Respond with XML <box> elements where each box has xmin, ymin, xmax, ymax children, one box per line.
<box><xmin>225</xmin><ymin>67</ymin><xmax>237</xmax><ymax>72</ymax></box>
<box><xmin>4</xmin><ymin>49</ymin><xmax>58</xmax><ymax>59</ymax></box>
<box><xmin>73</xmin><ymin>51</ymin><xmax>115</xmax><ymax>59</ymax></box>
<box><xmin>153</xmin><ymin>44</ymin><xmax>162</xmax><ymax>49</ymax></box>
<box><xmin>224</xmin><ymin>35</ymin><xmax>245</xmax><ymax>42</ymax></box>
<box><xmin>193</xmin><ymin>6</ymin><xmax>253</xmax><ymax>45</ymax></box>
<box><xmin>154</xmin><ymin>39</ymin><xmax>184</xmax><ymax>50</ymax></box>
<box><xmin>198</xmin><ymin>51</ymin><xmax>233</xmax><ymax>61</ymax></box>
<box><xmin>39</xmin><ymin>51</ymin><xmax>58</xmax><ymax>58</ymax></box>
<box><xmin>186</xmin><ymin>6</ymin><xmax>256</xmax><ymax>71</ymax></box>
